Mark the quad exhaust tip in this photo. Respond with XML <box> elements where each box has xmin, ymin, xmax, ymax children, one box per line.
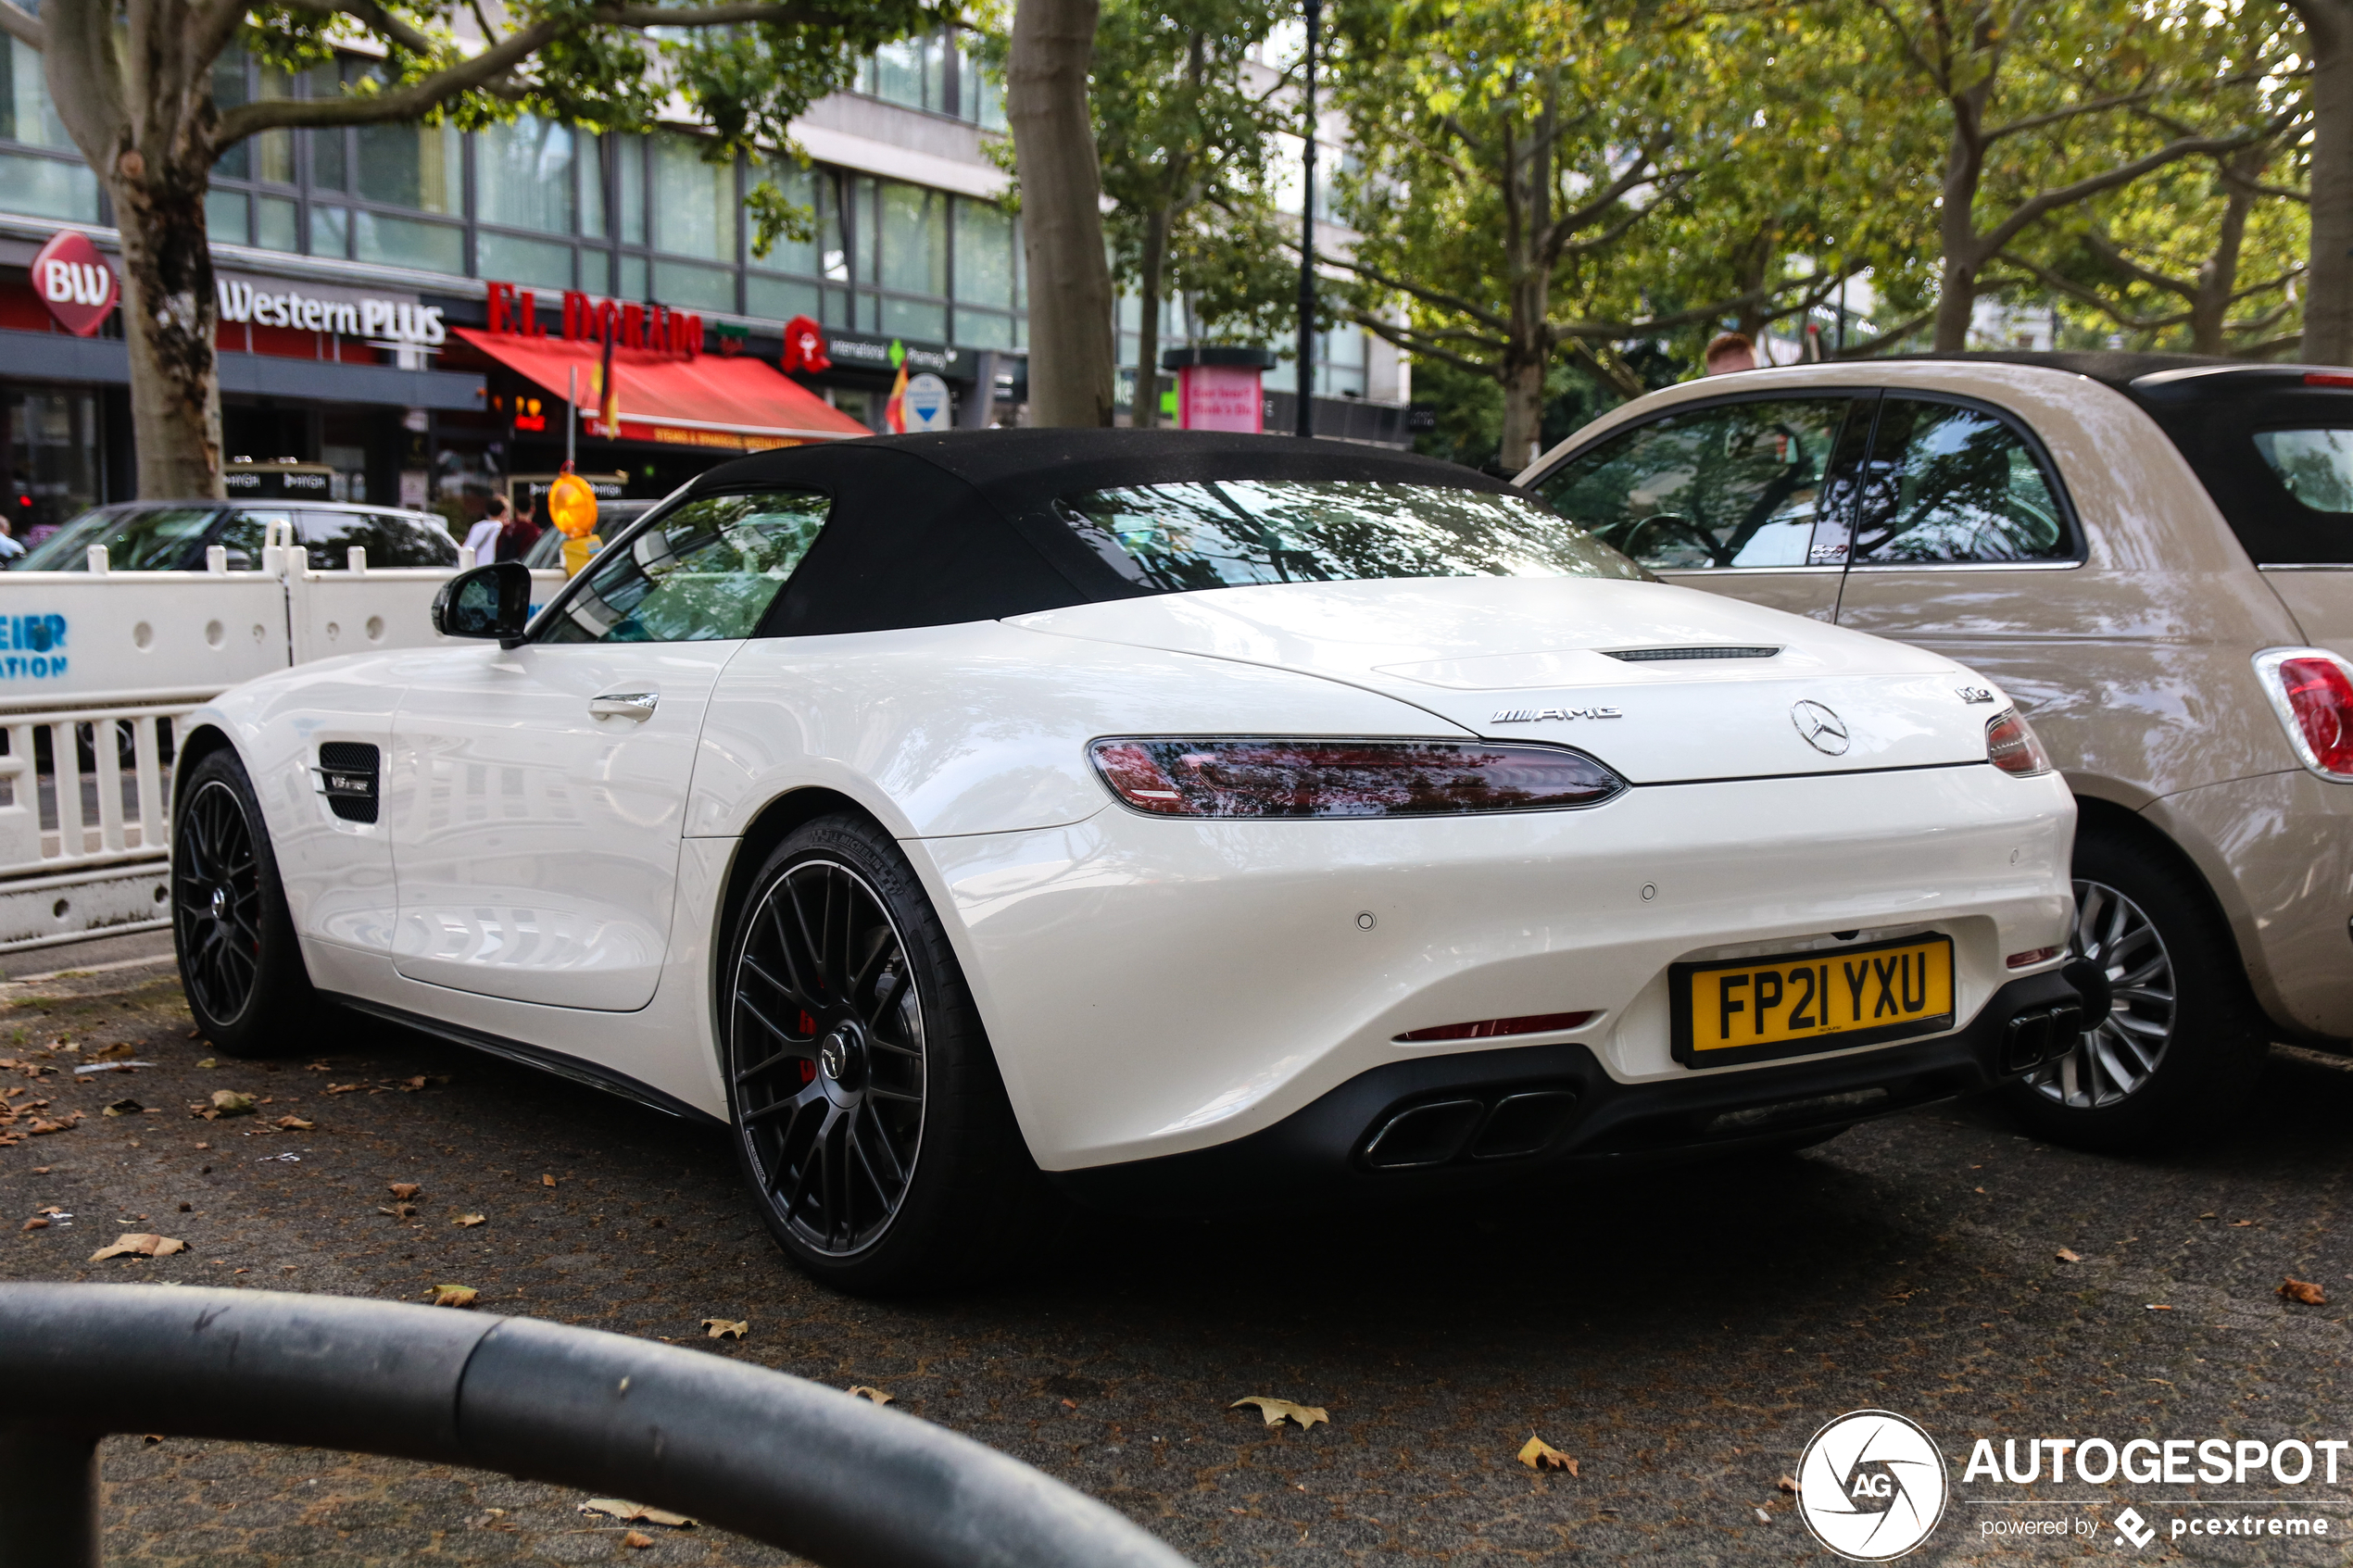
<box><xmin>1359</xmin><ymin>1088</ymin><xmax>1581</xmax><ymax>1171</ymax></box>
<box><xmin>2001</xmin><ymin>1000</ymin><xmax>2087</xmax><ymax>1074</ymax></box>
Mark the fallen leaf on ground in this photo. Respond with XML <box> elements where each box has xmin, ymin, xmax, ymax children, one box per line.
<box><xmin>388</xmin><ymin>1182</ymin><xmax>422</xmax><ymax>1200</ymax></box>
<box><xmin>454</xmin><ymin>1213</ymin><xmax>486</xmax><ymax>1228</ymax></box>
<box><xmin>91</xmin><ymin>1043</ymin><xmax>133</xmax><ymax>1060</ymax></box>
<box><xmin>429</xmin><ymin>1284</ymin><xmax>478</xmax><ymax>1308</ymax></box>
<box><xmin>1231</xmin><ymin>1396</ymin><xmax>1328</xmax><ymax>1430</ymax></box>
<box><xmin>847</xmin><ymin>1386</ymin><xmax>893</xmax><ymax>1405</ymax></box>
<box><xmin>2146</xmin><ymin>1304</ymin><xmax>2174</xmax><ymax>1311</ymax></box>
<box><xmin>325</xmin><ymin>1083</ymin><xmax>362</xmax><ymax>1096</ymax></box>
<box><xmin>2055</xmin><ymin>1248</ymin><xmax>2082</xmax><ymax>1262</ymax></box>
<box><xmin>582</xmin><ymin>1500</ymin><xmax>696</xmax><ymax>1528</ymax></box>
<box><xmin>542</xmin><ymin>1173</ymin><xmax>557</xmax><ymax>1187</ymax></box>
<box><xmin>90</xmin><ymin>1233</ymin><xmax>186</xmax><ymax>1261</ymax></box>
<box><xmin>701</xmin><ymin>1318</ymin><xmax>747</xmax><ymax>1339</ymax></box>
<box><xmin>379</xmin><ymin>1203</ymin><xmax>417</xmax><ymax>1219</ymax></box>
<box><xmin>195</xmin><ymin>1056</ymin><xmax>213</xmax><ymax>1066</ymax></box>
<box><xmin>102</xmin><ymin>1098</ymin><xmax>142</xmax><ymax>1117</ymax></box>
<box><xmin>306</xmin><ymin>1061</ymin><xmax>330</xmax><ymax>1072</ymax></box>
<box><xmin>21</xmin><ymin>1215</ymin><xmax>47</xmax><ymax>1231</ymax></box>
<box><xmin>2281</xmin><ymin>1277</ymin><xmax>2328</xmax><ymax>1306</ymax></box>
<box><xmin>1778</xmin><ymin>1475</ymin><xmax>1798</xmax><ymax>1494</ymax></box>
<box><xmin>2233</xmin><ymin>1220</ymin><xmax>2258</xmax><ymax>1228</ymax></box>
<box><xmin>1516</xmin><ymin>1435</ymin><xmax>1576</xmax><ymax>1474</ymax></box>
<box><xmin>621</xmin><ymin>1532</ymin><xmax>654</xmax><ymax>1549</ymax></box>
<box><xmin>1755</xmin><ymin>1507</ymin><xmax>1772</xmax><ymax>1525</ymax></box>
<box><xmin>208</xmin><ymin>1090</ymin><xmax>254</xmax><ymax>1116</ymax></box>
<box><xmin>273</xmin><ymin>1114</ymin><xmax>313</xmax><ymax>1131</ymax></box>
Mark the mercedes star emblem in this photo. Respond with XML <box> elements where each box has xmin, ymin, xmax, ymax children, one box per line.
<box><xmin>1791</xmin><ymin>700</ymin><xmax>1850</xmax><ymax>756</ymax></box>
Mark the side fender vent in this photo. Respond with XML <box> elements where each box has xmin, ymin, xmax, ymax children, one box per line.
<box><xmin>316</xmin><ymin>741</ymin><xmax>380</xmax><ymax>824</ymax></box>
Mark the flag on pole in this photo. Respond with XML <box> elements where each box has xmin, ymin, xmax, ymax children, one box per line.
<box><xmin>883</xmin><ymin>359</ymin><xmax>910</xmax><ymax>433</ymax></box>
<box><xmin>598</xmin><ymin>320</ymin><xmax>620</xmax><ymax>433</ymax></box>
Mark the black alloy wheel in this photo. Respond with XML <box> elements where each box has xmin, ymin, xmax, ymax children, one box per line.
<box><xmin>175</xmin><ymin>777</ymin><xmax>263</xmax><ymax>1024</ymax></box>
<box><xmin>2003</xmin><ymin>819</ymin><xmax>2267</xmax><ymax>1153</ymax></box>
<box><xmin>170</xmin><ymin>748</ymin><xmax>315</xmax><ymax>1056</ymax></box>
<box><xmin>722</xmin><ymin>813</ymin><xmax>1055</xmax><ymax>1293</ymax></box>
<box><xmin>732</xmin><ymin>855</ymin><xmax>927</xmax><ymax>1256</ymax></box>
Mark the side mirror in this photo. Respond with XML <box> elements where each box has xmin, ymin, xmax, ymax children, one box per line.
<box><xmin>432</xmin><ymin>561</ymin><xmax>532</xmax><ymax>648</ymax></box>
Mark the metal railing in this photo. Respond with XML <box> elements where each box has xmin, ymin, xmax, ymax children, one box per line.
<box><xmin>0</xmin><ymin>1283</ymin><xmax>1192</xmax><ymax>1568</ymax></box>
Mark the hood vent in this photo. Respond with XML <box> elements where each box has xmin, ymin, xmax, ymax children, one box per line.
<box><xmin>1604</xmin><ymin>645</ymin><xmax>1781</xmax><ymax>663</ymax></box>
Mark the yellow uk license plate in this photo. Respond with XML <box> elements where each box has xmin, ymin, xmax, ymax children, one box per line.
<box><xmin>1670</xmin><ymin>934</ymin><xmax>1956</xmax><ymax>1067</ymax></box>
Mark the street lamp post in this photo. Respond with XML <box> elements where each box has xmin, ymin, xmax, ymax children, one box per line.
<box><xmin>1295</xmin><ymin>0</ymin><xmax>1319</xmax><ymax>439</ymax></box>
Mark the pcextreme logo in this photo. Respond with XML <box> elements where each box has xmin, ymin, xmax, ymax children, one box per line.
<box><xmin>1796</xmin><ymin>1410</ymin><xmax>1950</xmax><ymax>1561</ymax></box>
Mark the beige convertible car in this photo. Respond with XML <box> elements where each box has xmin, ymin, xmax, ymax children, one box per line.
<box><xmin>1522</xmin><ymin>352</ymin><xmax>2353</xmax><ymax>1150</ymax></box>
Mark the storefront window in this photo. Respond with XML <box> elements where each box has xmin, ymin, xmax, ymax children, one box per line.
<box><xmin>257</xmin><ymin>194</ymin><xmax>298</xmax><ymax>252</ymax></box>
<box><xmin>0</xmin><ymin>37</ymin><xmax>70</xmax><ymax>149</ymax></box>
<box><xmin>953</xmin><ymin>198</ymin><xmax>1013</xmax><ymax>309</ymax></box>
<box><xmin>618</xmin><ymin>135</ymin><xmax>645</xmax><ymax>245</ymax></box>
<box><xmin>478</xmin><ymin>116</ymin><xmax>574</xmax><ymax>234</ymax></box>
<box><xmin>6</xmin><ymin>390</ymin><xmax>105</xmax><ymax>541</ymax></box>
<box><xmin>748</xmin><ymin>275</ymin><xmax>820</xmax><ymax>322</ymax></box>
<box><xmin>957</xmin><ymin>310</ymin><xmax>1014</xmax><ymax>349</ymax></box>
<box><xmin>880</xmin><ymin>181</ymin><xmax>946</xmax><ymax>298</ymax></box>
<box><xmin>354</xmin><ymin>210</ymin><xmax>463</xmax><ymax>274</ymax></box>
<box><xmin>207</xmin><ymin>189</ymin><xmax>248</xmax><ymax>245</ymax></box>
<box><xmin>356</xmin><ymin>119</ymin><xmax>462</xmax><ymax>214</ymax></box>
<box><xmin>580</xmin><ymin>131</ymin><xmax>608</xmax><ymax>239</ymax></box>
<box><xmin>653</xmin><ymin>258</ymin><xmax>735</xmax><ymax>312</ymax></box>
<box><xmin>479</xmin><ymin>232</ymin><xmax>572</xmax><ymax>290</ymax></box>
<box><xmin>751</xmin><ymin>161</ymin><xmax>821</xmax><ymax>276</ymax></box>
<box><xmin>309</xmin><ymin>205</ymin><xmax>349</xmax><ymax>257</ymax></box>
<box><xmin>652</xmin><ymin>134</ymin><xmax>736</xmax><ymax>261</ymax></box>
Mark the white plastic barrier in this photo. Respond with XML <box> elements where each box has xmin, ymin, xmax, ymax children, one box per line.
<box><xmin>0</xmin><ymin>546</ymin><xmax>563</xmax><ymax>952</ymax></box>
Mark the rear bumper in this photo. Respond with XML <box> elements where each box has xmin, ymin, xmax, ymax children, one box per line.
<box><xmin>2140</xmin><ymin>770</ymin><xmax>2353</xmax><ymax>1043</ymax></box>
<box><xmin>1051</xmin><ymin>971</ymin><xmax>2082</xmax><ymax>1213</ymax></box>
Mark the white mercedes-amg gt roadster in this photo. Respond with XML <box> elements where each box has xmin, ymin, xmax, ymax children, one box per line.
<box><xmin>174</xmin><ymin>431</ymin><xmax>2083</xmax><ymax>1291</ymax></box>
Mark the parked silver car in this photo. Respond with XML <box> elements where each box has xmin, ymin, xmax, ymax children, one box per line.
<box><xmin>1521</xmin><ymin>352</ymin><xmax>2353</xmax><ymax>1150</ymax></box>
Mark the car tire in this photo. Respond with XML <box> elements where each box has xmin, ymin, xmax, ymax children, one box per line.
<box><xmin>721</xmin><ymin>812</ymin><xmax>1054</xmax><ymax>1294</ymax></box>
<box><xmin>2003</xmin><ymin>820</ymin><xmax>2268</xmax><ymax>1153</ymax></box>
<box><xmin>171</xmin><ymin>747</ymin><xmax>318</xmax><ymax>1057</ymax></box>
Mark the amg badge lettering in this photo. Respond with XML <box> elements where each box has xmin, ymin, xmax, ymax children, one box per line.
<box><xmin>1491</xmin><ymin>706</ymin><xmax>1623</xmax><ymax>723</ymax></box>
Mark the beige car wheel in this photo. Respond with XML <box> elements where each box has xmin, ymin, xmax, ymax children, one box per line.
<box><xmin>2030</xmin><ymin>878</ymin><xmax>2175</xmax><ymax>1109</ymax></box>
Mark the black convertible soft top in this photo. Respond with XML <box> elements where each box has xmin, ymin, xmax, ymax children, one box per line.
<box><xmin>673</xmin><ymin>429</ymin><xmax>1520</xmax><ymax>638</ymax></box>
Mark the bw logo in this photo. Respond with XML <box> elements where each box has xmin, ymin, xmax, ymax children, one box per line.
<box><xmin>2114</xmin><ymin>1508</ymin><xmax>2156</xmax><ymax>1549</ymax></box>
<box><xmin>1795</xmin><ymin>1410</ymin><xmax>1949</xmax><ymax>1561</ymax></box>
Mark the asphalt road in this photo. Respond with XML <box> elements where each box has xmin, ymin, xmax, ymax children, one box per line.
<box><xmin>5</xmin><ymin>960</ymin><xmax>2353</xmax><ymax>1566</ymax></box>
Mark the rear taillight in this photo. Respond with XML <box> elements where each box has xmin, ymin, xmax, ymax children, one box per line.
<box><xmin>1087</xmin><ymin>737</ymin><xmax>1626</xmax><ymax>818</ymax></box>
<box><xmin>2254</xmin><ymin>647</ymin><xmax>2353</xmax><ymax>780</ymax></box>
<box><xmin>1985</xmin><ymin>709</ymin><xmax>2052</xmax><ymax>776</ymax></box>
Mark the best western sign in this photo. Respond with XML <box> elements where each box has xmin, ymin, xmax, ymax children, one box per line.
<box><xmin>216</xmin><ymin>278</ymin><xmax>447</xmax><ymax>350</ymax></box>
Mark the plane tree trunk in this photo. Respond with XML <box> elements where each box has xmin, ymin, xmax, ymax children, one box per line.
<box><xmin>1009</xmin><ymin>0</ymin><xmax>1118</xmax><ymax>427</ymax></box>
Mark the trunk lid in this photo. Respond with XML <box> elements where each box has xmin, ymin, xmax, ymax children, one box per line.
<box><xmin>1009</xmin><ymin>577</ymin><xmax>1998</xmax><ymax>784</ymax></box>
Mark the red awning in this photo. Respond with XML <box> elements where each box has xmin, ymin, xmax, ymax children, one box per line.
<box><xmin>452</xmin><ymin>328</ymin><xmax>869</xmax><ymax>449</ymax></box>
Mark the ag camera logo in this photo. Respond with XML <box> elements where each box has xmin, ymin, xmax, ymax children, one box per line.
<box><xmin>1796</xmin><ymin>1410</ymin><xmax>1949</xmax><ymax>1561</ymax></box>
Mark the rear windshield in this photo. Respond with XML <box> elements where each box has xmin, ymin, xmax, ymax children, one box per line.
<box><xmin>19</xmin><ymin>505</ymin><xmax>220</xmax><ymax>571</ymax></box>
<box><xmin>2133</xmin><ymin>377</ymin><xmax>2353</xmax><ymax>565</ymax></box>
<box><xmin>1055</xmin><ymin>479</ymin><xmax>1644</xmax><ymax>593</ymax></box>
<box><xmin>2251</xmin><ymin>429</ymin><xmax>2353</xmax><ymax>513</ymax></box>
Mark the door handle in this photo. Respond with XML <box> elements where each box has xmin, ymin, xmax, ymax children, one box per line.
<box><xmin>589</xmin><ymin>690</ymin><xmax>659</xmax><ymax>721</ymax></box>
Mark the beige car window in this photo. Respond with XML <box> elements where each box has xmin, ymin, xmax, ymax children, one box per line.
<box><xmin>1850</xmin><ymin>400</ymin><xmax>2069</xmax><ymax>564</ymax></box>
<box><xmin>1535</xmin><ymin>398</ymin><xmax>1862</xmax><ymax>570</ymax></box>
<box><xmin>538</xmin><ymin>490</ymin><xmax>829</xmax><ymax>644</ymax></box>
<box><xmin>2252</xmin><ymin>429</ymin><xmax>2353</xmax><ymax>513</ymax></box>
